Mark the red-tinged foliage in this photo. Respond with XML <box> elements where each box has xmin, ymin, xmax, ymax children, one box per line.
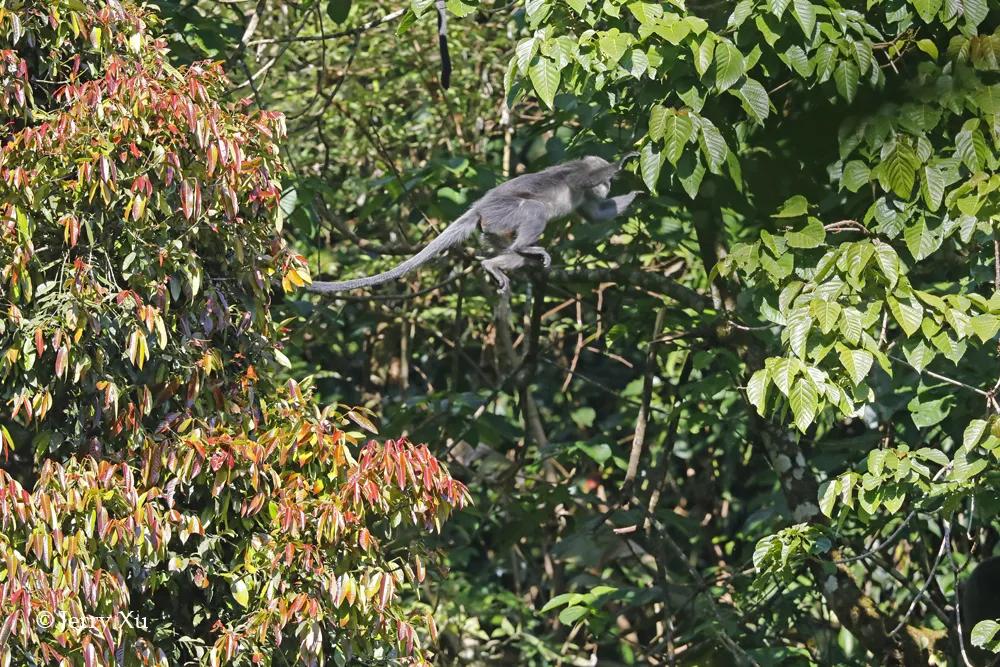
<box><xmin>0</xmin><ymin>2</ymin><xmax>468</xmax><ymax>664</ymax></box>
<box><xmin>0</xmin><ymin>0</ymin><xmax>308</xmax><ymax>461</ymax></box>
<box><xmin>0</xmin><ymin>383</ymin><xmax>469</xmax><ymax>665</ymax></box>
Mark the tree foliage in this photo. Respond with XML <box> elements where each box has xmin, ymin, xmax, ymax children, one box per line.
<box><xmin>0</xmin><ymin>2</ymin><xmax>467</xmax><ymax>665</ymax></box>
<box><xmin>6</xmin><ymin>0</ymin><xmax>1000</xmax><ymax>664</ymax></box>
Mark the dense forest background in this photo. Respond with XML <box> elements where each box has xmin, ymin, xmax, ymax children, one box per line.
<box><xmin>2</xmin><ymin>0</ymin><xmax>1000</xmax><ymax>664</ymax></box>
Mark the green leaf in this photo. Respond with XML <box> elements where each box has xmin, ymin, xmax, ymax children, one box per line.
<box><xmin>232</xmin><ymin>578</ymin><xmax>250</xmax><ymax>607</ymax></box>
<box><xmin>327</xmin><ymin>0</ymin><xmax>352</xmax><ymax>23</ymax></box>
<box><xmin>970</xmin><ymin>314</ymin><xmax>1000</xmax><ymax>342</ymax></box>
<box><xmin>559</xmin><ymin>606</ymin><xmax>588</xmax><ymax>625</ymax></box>
<box><xmin>916</xmin><ymin>38</ymin><xmax>938</xmax><ymax>59</ymax></box>
<box><xmin>955</xmin><ymin>128</ymin><xmax>982</xmax><ymax>171</ymax></box>
<box><xmin>768</xmin><ymin>0</ymin><xmax>791</xmax><ymax>16</ymax></box>
<box><xmin>786</xmin><ymin>218</ymin><xmax>826</xmax><ymax>248</ymax></box>
<box><xmin>773</xmin><ymin>195</ymin><xmax>809</xmax><ymax>218</ymax></box>
<box><xmin>640</xmin><ymin>143</ymin><xmax>664</xmax><ymax>193</ymax></box>
<box><xmin>811</xmin><ymin>299</ymin><xmax>842</xmax><ymax>334</ymax></box>
<box><xmin>529</xmin><ymin>58</ymin><xmax>561</xmax><ymax>109</ymax></box>
<box><xmin>411</xmin><ymin>0</ymin><xmax>435</xmax><ymax>15</ymax></box>
<box><xmin>887</xmin><ymin>296</ymin><xmax>924</xmax><ymax>337</ymax></box>
<box><xmin>878</xmin><ymin>143</ymin><xmax>918</xmax><ymax>199</ymax></box>
<box><xmin>868</xmin><ymin>449</ymin><xmax>886</xmax><ymax>476</ymax></box>
<box><xmin>770</xmin><ymin>357</ymin><xmax>798</xmax><ymax>395</ymax></box>
<box><xmin>841</xmin><ymin>308</ymin><xmax>863</xmax><ymax>344</ymax></box>
<box><xmin>691</xmin><ymin>37</ymin><xmax>714</xmax><ymax>77</ymax></box>
<box><xmin>627</xmin><ymin>1</ymin><xmax>662</xmax><ymax>24</ymax></box>
<box><xmin>834</xmin><ymin>60</ymin><xmax>860</xmax><ymax>102</ymax></box>
<box><xmin>515</xmin><ymin>37</ymin><xmax>538</xmax><ymax>74</ymax></box>
<box><xmin>839</xmin><ymin>348</ymin><xmax>873</xmax><ymax>385</ymax></box>
<box><xmin>598</xmin><ymin>29</ymin><xmax>631</xmax><ymax>64</ymax></box>
<box><xmin>677</xmin><ymin>152</ymin><xmax>706</xmax><ymax>199</ymax></box>
<box><xmin>902</xmin><ymin>338</ymin><xmax>936</xmax><ymax>372</ymax></box>
<box><xmin>842</xmin><ymin>161</ymin><xmax>871</xmax><ymax>192</ymax></box>
<box><xmin>902</xmin><ymin>217</ymin><xmax>938</xmax><ymax>261</ymax></box>
<box><xmin>907</xmin><ymin>398</ymin><xmax>951</xmax><ymax>429</ymax></box>
<box><xmin>818</xmin><ymin>479</ymin><xmax>839</xmax><ymax>517</ymax></box>
<box><xmin>962</xmin><ymin>0</ymin><xmax>988</xmax><ymax>27</ymax></box>
<box><xmin>273</xmin><ymin>349</ymin><xmax>292</xmax><ymax>368</ymax></box>
<box><xmin>648</xmin><ymin>105</ymin><xmax>669</xmax><ymax>142</ymax></box>
<box><xmin>541</xmin><ymin>593</ymin><xmax>574</xmax><ymax>612</ymax></box>
<box><xmin>874</xmin><ymin>244</ymin><xmax>900</xmax><ymax>287</ymax></box>
<box><xmin>787</xmin><ymin>310</ymin><xmax>812</xmax><ymax>358</ymax></box>
<box><xmin>814</xmin><ymin>43</ymin><xmax>837</xmax><ymax>81</ymax></box>
<box><xmin>747</xmin><ymin>368</ymin><xmax>770</xmax><ymax>415</ymax></box>
<box><xmin>737</xmin><ymin>78</ymin><xmax>770</xmax><ymax>125</ymax></box>
<box><xmin>963</xmin><ymin>419</ymin><xmax>988</xmax><ymax>450</ymax></box>
<box><xmin>652</xmin><ymin>16</ymin><xmax>692</xmax><ymax>44</ymax></box>
<box><xmin>714</xmin><ymin>41</ymin><xmax>744</xmax><ymax>92</ymax></box>
<box><xmin>790</xmin><ymin>376</ymin><xmax>818</xmax><ymax>432</ymax></box>
<box><xmin>783</xmin><ymin>45</ymin><xmax>812</xmax><ymax>77</ymax></box>
<box><xmin>792</xmin><ymin>0</ymin><xmax>816</xmax><ymax>35</ymax></box>
<box><xmin>881</xmin><ymin>486</ymin><xmax>904</xmax><ymax>514</ymax></box>
<box><xmin>913</xmin><ymin>447</ymin><xmax>950</xmax><ymax>466</ymax></box>
<box><xmin>921</xmin><ymin>165</ymin><xmax>945</xmax><ymax>210</ymax></box>
<box><xmin>699</xmin><ymin>119</ymin><xmax>728</xmax><ymax>172</ymax></box>
<box><xmin>911</xmin><ymin>0</ymin><xmax>942</xmax><ymax>22</ymax></box>
<box><xmin>950</xmin><ymin>452</ymin><xmax>988</xmax><ymax>482</ymax></box>
<box><xmin>971</xmin><ymin>620</ymin><xmax>1000</xmax><ymax>649</ymax></box>
<box><xmin>663</xmin><ymin>113</ymin><xmax>694</xmax><ymax>165</ymax></box>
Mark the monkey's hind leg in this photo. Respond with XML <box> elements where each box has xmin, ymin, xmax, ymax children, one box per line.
<box><xmin>481</xmin><ymin>253</ymin><xmax>527</xmax><ymax>295</ymax></box>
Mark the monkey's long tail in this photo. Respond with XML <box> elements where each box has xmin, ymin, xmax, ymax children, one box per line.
<box><xmin>307</xmin><ymin>211</ymin><xmax>479</xmax><ymax>294</ymax></box>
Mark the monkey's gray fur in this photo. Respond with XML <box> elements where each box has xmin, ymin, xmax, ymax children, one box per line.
<box><xmin>308</xmin><ymin>154</ymin><xmax>640</xmax><ymax>296</ymax></box>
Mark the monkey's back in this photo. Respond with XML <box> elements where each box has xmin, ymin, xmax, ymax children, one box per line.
<box><xmin>473</xmin><ymin>161</ymin><xmax>587</xmax><ymax>231</ymax></box>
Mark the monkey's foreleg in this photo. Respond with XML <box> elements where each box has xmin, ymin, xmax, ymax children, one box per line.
<box><xmin>583</xmin><ymin>191</ymin><xmax>640</xmax><ymax>221</ymax></box>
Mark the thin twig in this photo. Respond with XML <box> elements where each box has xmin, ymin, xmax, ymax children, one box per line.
<box><xmin>248</xmin><ymin>8</ymin><xmax>406</xmax><ymax>46</ymax></box>
<box><xmin>623</xmin><ymin>308</ymin><xmax>667</xmax><ymax>496</ymax></box>
<box><xmin>888</xmin><ymin>528</ymin><xmax>949</xmax><ymax>635</ymax></box>
<box><xmin>889</xmin><ymin>354</ymin><xmax>990</xmax><ymax>396</ymax></box>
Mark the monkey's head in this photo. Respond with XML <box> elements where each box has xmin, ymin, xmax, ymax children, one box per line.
<box><xmin>582</xmin><ymin>153</ymin><xmax>638</xmax><ymax>199</ymax></box>
<box><xmin>582</xmin><ymin>156</ymin><xmax>615</xmax><ymax>198</ymax></box>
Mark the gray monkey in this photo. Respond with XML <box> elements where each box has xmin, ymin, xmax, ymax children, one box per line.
<box><xmin>308</xmin><ymin>154</ymin><xmax>640</xmax><ymax>296</ymax></box>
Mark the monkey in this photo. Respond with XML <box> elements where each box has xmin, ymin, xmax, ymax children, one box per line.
<box><xmin>436</xmin><ymin>0</ymin><xmax>451</xmax><ymax>89</ymax></box>
<box><xmin>308</xmin><ymin>153</ymin><xmax>640</xmax><ymax>297</ymax></box>
<box><xmin>961</xmin><ymin>555</ymin><xmax>1000</xmax><ymax>665</ymax></box>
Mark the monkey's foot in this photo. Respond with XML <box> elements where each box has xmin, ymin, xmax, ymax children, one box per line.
<box><xmin>518</xmin><ymin>246</ymin><xmax>551</xmax><ymax>269</ymax></box>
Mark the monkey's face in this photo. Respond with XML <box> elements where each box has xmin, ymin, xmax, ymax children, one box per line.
<box><xmin>588</xmin><ymin>181</ymin><xmax>611</xmax><ymax>199</ymax></box>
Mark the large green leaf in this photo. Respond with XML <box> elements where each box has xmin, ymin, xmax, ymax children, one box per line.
<box><xmin>714</xmin><ymin>41</ymin><xmax>744</xmax><ymax>91</ymax></box>
<box><xmin>834</xmin><ymin>60</ymin><xmax>860</xmax><ymax>103</ymax></box>
<box><xmin>878</xmin><ymin>143</ymin><xmax>919</xmax><ymax>199</ymax></box>
<box><xmin>888</xmin><ymin>296</ymin><xmax>925</xmax><ymax>337</ymax></box>
<box><xmin>792</xmin><ymin>0</ymin><xmax>816</xmax><ymax>35</ymax></box>
<box><xmin>529</xmin><ymin>57</ymin><xmax>561</xmax><ymax>109</ymax></box>
<box><xmin>648</xmin><ymin>105</ymin><xmax>669</xmax><ymax>142</ymax></box>
<box><xmin>838</xmin><ymin>347</ymin><xmax>873</xmax><ymax>386</ymax></box>
<box><xmin>640</xmin><ymin>143</ymin><xmax>664</xmax><ymax>193</ymax></box>
<box><xmin>786</xmin><ymin>218</ymin><xmax>826</xmax><ymax>248</ymax></box>
<box><xmin>663</xmin><ymin>113</ymin><xmax>694</xmax><ymax>165</ymax></box>
<box><xmin>737</xmin><ymin>78</ymin><xmax>770</xmax><ymax>124</ymax></box>
<box><xmin>326</xmin><ymin>0</ymin><xmax>352</xmax><ymax>23</ymax></box>
<box><xmin>902</xmin><ymin>217</ymin><xmax>940</xmax><ymax>261</ymax></box>
<box><xmin>790</xmin><ymin>376</ymin><xmax>818</xmax><ymax>431</ymax></box>
<box><xmin>699</xmin><ymin>119</ymin><xmax>728</xmax><ymax>172</ymax></box>
<box><xmin>911</xmin><ymin>0</ymin><xmax>942</xmax><ymax>22</ymax></box>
